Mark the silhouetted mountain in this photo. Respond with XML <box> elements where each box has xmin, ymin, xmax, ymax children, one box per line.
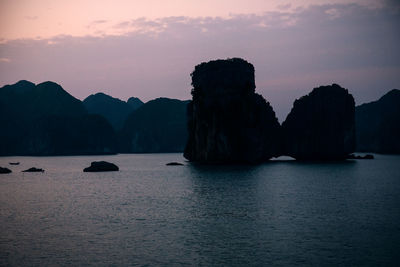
<box><xmin>83</xmin><ymin>92</ymin><xmax>140</xmax><ymax>130</ymax></box>
<box><xmin>127</xmin><ymin>97</ymin><xmax>144</xmax><ymax>110</ymax></box>
<box><xmin>282</xmin><ymin>84</ymin><xmax>355</xmax><ymax>160</ymax></box>
<box><xmin>184</xmin><ymin>58</ymin><xmax>281</xmax><ymax>163</ymax></box>
<box><xmin>356</xmin><ymin>89</ymin><xmax>400</xmax><ymax>153</ymax></box>
<box><xmin>2</xmin><ymin>78</ymin><xmax>396</xmax><ymax>158</ymax></box>
<box><xmin>0</xmin><ymin>80</ymin><xmax>117</xmax><ymax>155</ymax></box>
<box><xmin>119</xmin><ymin>98</ymin><xmax>189</xmax><ymax>153</ymax></box>
<box><xmin>0</xmin><ymin>80</ymin><xmax>86</xmax><ymax>120</ymax></box>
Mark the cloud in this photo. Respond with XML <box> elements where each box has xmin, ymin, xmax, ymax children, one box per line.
<box><xmin>24</xmin><ymin>15</ymin><xmax>38</xmax><ymax>20</ymax></box>
<box><xmin>384</xmin><ymin>0</ymin><xmax>400</xmax><ymax>8</ymax></box>
<box><xmin>325</xmin><ymin>8</ymin><xmax>341</xmax><ymax>19</ymax></box>
<box><xmin>277</xmin><ymin>4</ymin><xmax>292</xmax><ymax>10</ymax></box>
<box><xmin>114</xmin><ymin>21</ymin><xmax>131</xmax><ymax>29</ymax></box>
<box><xmin>87</xmin><ymin>19</ymin><xmax>110</xmax><ymax>29</ymax></box>
<box><xmin>46</xmin><ymin>40</ymin><xmax>57</xmax><ymax>45</ymax></box>
<box><xmin>0</xmin><ymin>57</ymin><xmax>10</xmax><ymax>62</ymax></box>
<box><xmin>92</xmin><ymin>20</ymin><xmax>108</xmax><ymax>24</ymax></box>
<box><xmin>109</xmin><ymin>12</ymin><xmax>302</xmax><ymax>38</ymax></box>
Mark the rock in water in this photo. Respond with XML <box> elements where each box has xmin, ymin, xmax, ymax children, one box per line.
<box><xmin>347</xmin><ymin>154</ymin><xmax>374</xmax><ymax>159</ymax></box>
<box><xmin>184</xmin><ymin>58</ymin><xmax>281</xmax><ymax>163</ymax></box>
<box><xmin>282</xmin><ymin>84</ymin><xmax>355</xmax><ymax>160</ymax></box>
<box><xmin>22</xmin><ymin>167</ymin><xmax>44</xmax><ymax>172</ymax></box>
<box><xmin>0</xmin><ymin>167</ymin><xmax>12</xmax><ymax>174</ymax></box>
<box><xmin>83</xmin><ymin>161</ymin><xmax>119</xmax><ymax>172</ymax></box>
<box><xmin>166</xmin><ymin>162</ymin><xmax>184</xmax><ymax>166</ymax></box>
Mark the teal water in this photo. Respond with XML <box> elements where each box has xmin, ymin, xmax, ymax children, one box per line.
<box><xmin>0</xmin><ymin>154</ymin><xmax>399</xmax><ymax>266</ymax></box>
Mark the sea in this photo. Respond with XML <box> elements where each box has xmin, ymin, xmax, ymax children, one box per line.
<box><xmin>0</xmin><ymin>153</ymin><xmax>399</xmax><ymax>266</ymax></box>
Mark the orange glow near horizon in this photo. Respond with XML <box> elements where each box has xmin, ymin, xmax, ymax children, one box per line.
<box><xmin>0</xmin><ymin>0</ymin><xmax>382</xmax><ymax>41</ymax></box>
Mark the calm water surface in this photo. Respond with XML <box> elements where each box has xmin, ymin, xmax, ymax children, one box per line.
<box><xmin>0</xmin><ymin>154</ymin><xmax>399</xmax><ymax>266</ymax></box>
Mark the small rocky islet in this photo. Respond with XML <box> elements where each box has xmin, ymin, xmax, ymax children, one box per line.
<box><xmin>22</xmin><ymin>167</ymin><xmax>45</xmax><ymax>172</ymax></box>
<box><xmin>166</xmin><ymin>162</ymin><xmax>184</xmax><ymax>166</ymax></box>
<box><xmin>0</xmin><ymin>167</ymin><xmax>12</xmax><ymax>174</ymax></box>
<box><xmin>83</xmin><ymin>161</ymin><xmax>119</xmax><ymax>172</ymax></box>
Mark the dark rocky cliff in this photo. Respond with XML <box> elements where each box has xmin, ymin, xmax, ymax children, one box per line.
<box><xmin>282</xmin><ymin>84</ymin><xmax>355</xmax><ymax>160</ymax></box>
<box><xmin>184</xmin><ymin>58</ymin><xmax>281</xmax><ymax>163</ymax></box>
<box><xmin>355</xmin><ymin>89</ymin><xmax>400</xmax><ymax>153</ymax></box>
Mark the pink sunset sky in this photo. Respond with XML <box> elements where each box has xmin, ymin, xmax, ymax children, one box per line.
<box><xmin>0</xmin><ymin>0</ymin><xmax>399</xmax><ymax>120</ymax></box>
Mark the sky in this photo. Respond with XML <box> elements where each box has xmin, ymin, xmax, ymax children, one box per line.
<box><xmin>0</xmin><ymin>0</ymin><xmax>399</xmax><ymax>120</ymax></box>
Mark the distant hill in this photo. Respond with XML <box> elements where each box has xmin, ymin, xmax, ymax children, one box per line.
<box><xmin>119</xmin><ymin>98</ymin><xmax>189</xmax><ymax>153</ymax></box>
<box><xmin>355</xmin><ymin>89</ymin><xmax>400</xmax><ymax>153</ymax></box>
<box><xmin>0</xmin><ymin>80</ymin><xmax>117</xmax><ymax>155</ymax></box>
<box><xmin>83</xmin><ymin>93</ymin><xmax>142</xmax><ymax>130</ymax></box>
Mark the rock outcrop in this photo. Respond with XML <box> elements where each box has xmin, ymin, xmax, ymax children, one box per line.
<box><xmin>184</xmin><ymin>58</ymin><xmax>281</xmax><ymax>163</ymax></box>
<box><xmin>347</xmin><ymin>154</ymin><xmax>374</xmax><ymax>159</ymax></box>
<box><xmin>166</xmin><ymin>162</ymin><xmax>184</xmax><ymax>166</ymax></box>
<box><xmin>282</xmin><ymin>84</ymin><xmax>355</xmax><ymax>160</ymax></box>
<box><xmin>0</xmin><ymin>167</ymin><xmax>12</xmax><ymax>174</ymax></box>
<box><xmin>355</xmin><ymin>89</ymin><xmax>400</xmax><ymax>154</ymax></box>
<box><xmin>83</xmin><ymin>161</ymin><xmax>119</xmax><ymax>172</ymax></box>
<box><xmin>22</xmin><ymin>167</ymin><xmax>44</xmax><ymax>172</ymax></box>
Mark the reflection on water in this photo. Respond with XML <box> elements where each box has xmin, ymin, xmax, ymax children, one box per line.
<box><xmin>0</xmin><ymin>154</ymin><xmax>399</xmax><ymax>266</ymax></box>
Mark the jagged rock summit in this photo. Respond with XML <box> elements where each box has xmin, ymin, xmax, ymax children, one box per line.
<box><xmin>127</xmin><ymin>97</ymin><xmax>144</xmax><ymax>110</ymax></box>
<box><xmin>22</xmin><ymin>167</ymin><xmax>45</xmax><ymax>172</ymax></box>
<box><xmin>282</xmin><ymin>84</ymin><xmax>355</xmax><ymax>160</ymax></box>
<box><xmin>184</xmin><ymin>58</ymin><xmax>281</xmax><ymax>163</ymax></box>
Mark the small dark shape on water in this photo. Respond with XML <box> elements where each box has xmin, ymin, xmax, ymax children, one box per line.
<box><xmin>0</xmin><ymin>167</ymin><xmax>12</xmax><ymax>174</ymax></box>
<box><xmin>9</xmin><ymin>162</ymin><xmax>20</xmax><ymax>165</ymax></box>
<box><xmin>83</xmin><ymin>161</ymin><xmax>119</xmax><ymax>172</ymax></box>
<box><xmin>166</xmin><ymin>162</ymin><xmax>184</xmax><ymax>166</ymax></box>
<box><xmin>347</xmin><ymin>154</ymin><xmax>374</xmax><ymax>159</ymax></box>
<box><xmin>0</xmin><ymin>80</ymin><xmax>117</xmax><ymax>156</ymax></box>
<box><xmin>22</xmin><ymin>167</ymin><xmax>44</xmax><ymax>172</ymax></box>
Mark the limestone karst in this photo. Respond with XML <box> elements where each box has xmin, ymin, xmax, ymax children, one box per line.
<box><xmin>184</xmin><ymin>58</ymin><xmax>281</xmax><ymax>163</ymax></box>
